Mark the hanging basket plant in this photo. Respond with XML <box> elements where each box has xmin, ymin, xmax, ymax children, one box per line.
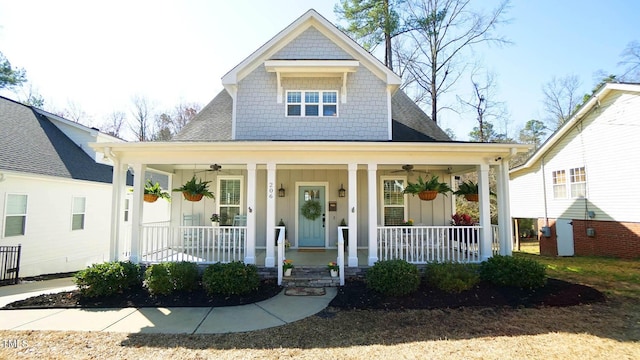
<box><xmin>403</xmin><ymin>175</ymin><xmax>451</xmax><ymax>201</ymax></box>
<box><xmin>172</xmin><ymin>175</ymin><xmax>215</xmax><ymax>202</ymax></box>
<box><xmin>301</xmin><ymin>200</ymin><xmax>322</xmax><ymax>220</ymax></box>
<box><xmin>143</xmin><ymin>180</ymin><xmax>170</xmax><ymax>203</ymax></box>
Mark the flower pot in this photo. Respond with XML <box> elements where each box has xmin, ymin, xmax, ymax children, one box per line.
<box><xmin>211</xmin><ymin>221</ymin><xmax>219</xmax><ymax>227</ymax></box>
<box><xmin>183</xmin><ymin>192</ymin><xmax>204</xmax><ymax>202</ymax></box>
<box><xmin>464</xmin><ymin>194</ymin><xmax>479</xmax><ymax>202</ymax></box>
<box><xmin>418</xmin><ymin>190</ymin><xmax>438</xmax><ymax>201</ymax></box>
<box><xmin>284</xmin><ymin>268</ymin><xmax>292</xmax><ymax>277</ymax></box>
<box><xmin>330</xmin><ymin>269</ymin><xmax>338</xmax><ymax>277</ymax></box>
<box><xmin>144</xmin><ymin>194</ymin><xmax>159</xmax><ymax>203</ymax></box>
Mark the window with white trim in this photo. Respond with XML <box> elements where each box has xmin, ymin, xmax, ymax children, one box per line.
<box><xmin>72</xmin><ymin>197</ymin><xmax>86</xmax><ymax>230</ymax></box>
<box><xmin>552</xmin><ymin>170</ymin><xmax>566</xmax><ymax>199</ymax></box>
<box><xmin>4</xmin><ymin>194</ymin><xmax>27</xmax><ymax>237</ymax></box>
<box><xmin>381</xmin><ymin>177</ymin><xmax>407</xmax><ymax>226</ymax></box>
<box><xmin>218</xmin><ymin>177</ymin><xmax>243</xmax><ymax>226</ymax></box>
<box><xmin>286</xmin><ymin>90</ymin><xmax>338</xmax><ymax>117</ymax></box>
<box><xmin>123</xmin><ymin>198</ymin><xmax>130</xmax><ymax>222</ymax></box>
<box><xmin>570</xmin><ymin>167</ymin><xmax>587</xmax><ymax>198</ymax></box>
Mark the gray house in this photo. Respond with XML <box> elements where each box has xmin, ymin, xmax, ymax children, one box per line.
<box><xmin>92</xmin><ymin>9</ymin><xmax>528</xmax><ymax>284</ymax></box>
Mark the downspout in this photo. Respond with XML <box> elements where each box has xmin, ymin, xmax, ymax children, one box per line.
<box><xmin>540</xmin><ymin>156</ymin><xmax>551</xmax><ymax>237</ymax></box>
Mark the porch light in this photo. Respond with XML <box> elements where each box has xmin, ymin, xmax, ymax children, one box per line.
<box><xmin>338</xmin><ymin>184</ymin><xmax>346</xmax><ymax>198</ymax></box>
<box><xmin>278</xmin><ymin>184</ymin><xmax>285</xmax><ymax>197</ymax></box>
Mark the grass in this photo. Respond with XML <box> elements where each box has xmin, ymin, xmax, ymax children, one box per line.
<box><xmin>1</xmin><ymin>254</ymin><xmax>639</xmax><ymax>359</ymax></box>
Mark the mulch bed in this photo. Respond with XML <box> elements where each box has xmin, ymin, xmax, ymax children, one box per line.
<box><xmin>2</xmin><ymin>277</ymin><xmax>605</xmax><ymax>310</ymax></box>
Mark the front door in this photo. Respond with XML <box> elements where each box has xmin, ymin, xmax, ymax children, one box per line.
<box><xmin>556</xmin><ymin>218</ymin><xmax>575</xmax><ymax>256</ymax></box>
<box><xmin>298</xmin><ymin>185</ymin><xmax>325</xmax><ymax>247</ymax></box>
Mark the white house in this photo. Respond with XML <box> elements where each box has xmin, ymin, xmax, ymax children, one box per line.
<box><xmin>0</xmin><ymin>97</ymin><xmax>170</xmax><ymax>278</ymax></box>
<box><xmin>91</xmin><ymin>9</ymin><xmax>529</xmax><ymax>284</ymax></box>
<box><xmin>509</xmin><ymin>82</ymin><xmax>640</xmax><ymax>258</ymax></box>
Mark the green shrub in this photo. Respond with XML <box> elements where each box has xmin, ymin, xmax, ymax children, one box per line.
<box><xmin>144</xmin><ymin>262</ymin><xmax>200</xmax><ymax>295</ymax></box>
<box><xmin>425</xmin><ymin>262</ymin><xmax>480</xmax><ymax>293</ymax></box>
<box><xmin>74</xmin><ymin>261</ymin><xmax>141</xmax><ymax>297</ymax></box>
<box><xmin>480</xmin><ymin>255</ymin><xmax>547</xmax><ymax>289</ymax></box>
<box><xmin>202</xmin><ymin>262</ymin><xmax>260</xmax><ymax>296</ymax></box>
<box><xmin>366</xmin><ymin>259</ymin><xmax>420</xmax><ymax>296</ymax></box>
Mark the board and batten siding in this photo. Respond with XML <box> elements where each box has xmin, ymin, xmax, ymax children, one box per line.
<box><xmin>0</xmin><ymin>173</ymin><xmax>112</xmax><ymax>277</ymax></box>
<box><xmin>510</xmin><ymin>90</ymin><xmax>640</xmax><ymax>223</ymax></box>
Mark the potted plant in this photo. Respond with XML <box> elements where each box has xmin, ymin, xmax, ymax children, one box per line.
<box><xmin>283</xmin><ymin>259</ymin><xmax>294</xmax><ymax>276</ymax></box>
<box><xmin>328</xmin><ymin>261</ymin><xmax>339</xmax><ymax>277</ymax></box>
<box><xmin>403</xmin><ymin>175</ymin><xmax>451</xmax><ymax>201</ymax></box>
<box><xmin>143</xmin><ymin>180</ymin><xmax>171</xmax><ymax>203</ymax></box>
<box><xmin>339</xmin><ymin>218</ymin><xmax>348</xmax><ymax>247</ymax></box>
<box><xmin>453</xmin><ymin>180</ymin><xmax>494</xmax><ymax>202</ymax></box>
<box><xmin>450</xmin><ymin>213</ymin><xmax>478</xmax><ymax>252</ymax></box>
<box><xmin>172</xmin><ymin>175</ymin><xmax>215</xmax><ymax>202</ymax></box>
<box><xmin>210</xmin><ymin>213</ymin><xmax>220</xmax><ymax>227</ymax></box>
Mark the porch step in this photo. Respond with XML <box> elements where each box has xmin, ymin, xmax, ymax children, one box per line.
<box><xmin>281</xmin><ymin>266</ymin><xmax>366</xmax><ymax>287</ymax></box>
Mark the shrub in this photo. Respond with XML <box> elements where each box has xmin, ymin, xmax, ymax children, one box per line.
<box><xmin>202</xmin><ymin>262</ymin><xmax>260</xmax><ymax>296</ymax></box>
<box><xmin>144</xmin><ymin>262</ymin><xmax>200</xmax><ymax>295</ymax></box>
<box><xmin>74</xmin><ymin>261</ymin><xmax>141</xmax><ymax>297</ymax></box>
<box><xmin>425</xmin><ymin>262</ymin><xmax>480</xmax><ymax>293</ymax></box>
<box><xmin>480</xmin><ymin>255</ymin><xmax>547</xmax><ymax>289</ymax></box>
<box><xmin>366</xmin><ymin>259</ymin><xmax>420</xmax><ymax>296</ymax></box>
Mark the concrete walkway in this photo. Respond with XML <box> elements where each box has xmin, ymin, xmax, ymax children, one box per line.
<box><xmin>0</xmin><ymin>278</ymin><xmax>336</xmax><ymax>334</ymax></box>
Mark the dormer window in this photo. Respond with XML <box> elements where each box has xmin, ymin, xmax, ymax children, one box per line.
<box><xmin>286</xmin><ymin>90</ymin><xmax>338</xmax><ymax>117</ymax></box>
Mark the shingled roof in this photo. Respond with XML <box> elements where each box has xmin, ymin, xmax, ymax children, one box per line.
<box><xmin>0</xmin><ymin>96</ymin><xmax>113</xmax><ymax>183</ymax></box>
<box><xmin>173</xmin><ymin>89</ymin><xmax>451</xmax><ymax>142</ymax></box>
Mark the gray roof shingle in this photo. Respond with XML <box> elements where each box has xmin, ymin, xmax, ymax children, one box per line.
<box><xmin>0</xmin><ymin>96</ymin><xmax>113</xmax><ymax>183</ymax></box>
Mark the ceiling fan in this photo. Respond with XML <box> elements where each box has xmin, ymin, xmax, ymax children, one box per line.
<box><xmin>391</xmin><ymin>164</ymin><xmax>429</xmax><ymax>175</ymax></box>
<box><xmin>194</xmin><ymin>164</ymin><xmax>223</xmax><ymax>173</ymax></box>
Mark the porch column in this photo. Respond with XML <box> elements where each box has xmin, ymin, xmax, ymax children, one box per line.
<box><xmin>109</xmin><ymin>158</ymin><xmax>124</xmax><ymax>261</ymax></box>
<box><xmin>496</xmin><ymin>159</ymin><xmax>513</xmax><ymax>255</ymax></box>
<box><xmin>265</xmin><ymin>163</ymin><xmax>276</xmax><ymax>267</ymax></box>
<box><xmin>130</xmin><ymin>163</ymin><xmax>146</xmax><ymax>263</ymax></box>
<box><xmin>245</xmin><ymin>163</ymin><xmax>257</xmax><ymax>264</ymax></box>
<box><xmin>347</xmin><ymin>163</ymin><xmax>358</xmax><ymax>267</ymax></box>
<box><xmin>367</xmin><ymin>163</ymin><xmax>378</xmax><ymax>266</ymax></box>
<box><xmin>478</xmin><ymin>163</ymin><xmax>492</xmax><ymax>261</ymax></box>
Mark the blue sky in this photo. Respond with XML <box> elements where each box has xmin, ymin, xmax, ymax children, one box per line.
<box><xmin>0</xmin><ymin>0</ymin><xmax>638</xmax><ymax>140</ymax></box>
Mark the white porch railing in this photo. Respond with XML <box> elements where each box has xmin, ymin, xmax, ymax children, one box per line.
<box><xmin>377</xmin><ymin>226</ymin><xmax>494</xmax><ymax>263</ymax></box>
<box><xmin>491</xmin><ymin>224</ymin><xmax>500</xmax><ymax>255</ymax></box>
<box><xmin>140</xmin><ymin>225</ymin><xmax>246</xmax><ymax>263</ymax></box>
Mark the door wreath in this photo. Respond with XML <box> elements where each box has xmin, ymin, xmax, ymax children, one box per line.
<box><xmin>301</xmin><ymin>200</ymin><xmax>322</xmax><ymax>220</ymax></box>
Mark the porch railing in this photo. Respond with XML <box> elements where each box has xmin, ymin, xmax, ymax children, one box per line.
<box><xmin>140</xmin><ymin>225</ymin><xmax>246</xmax><ymax>263</ymax></box>
<box><xmin>377</xmin><ymin>226</ymin><xmax>494</xmax><ymax>263</ymax></box>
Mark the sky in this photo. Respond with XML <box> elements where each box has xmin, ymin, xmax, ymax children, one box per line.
<box><xmin>0</xmin><ymin>0</ymin><xmax>638</xmax><ymax>140</ymax></box>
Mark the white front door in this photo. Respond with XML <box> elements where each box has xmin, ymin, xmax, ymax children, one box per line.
<box><xmin>556</xmin><ymin>218</ymin><xmax>574</xmax><ymax>256</ymax></box>
<box><xmin>298</xmin><ymin>185</ymin><xmax>326</xmax><ymax>247</ymax></box>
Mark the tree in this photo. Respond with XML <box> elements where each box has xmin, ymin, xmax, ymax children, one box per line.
<box><xmin>130</xmin><ymin>96</ymin><xmax>153</xmax><ymax>141</ymax></box>
<box><xmin>150</xmin><ymin>102</ymin><xmax>201</xmax><ymax>141</ymax></box>
<box><xmin>542</xmin><ymin>74</ymin><xmax>582</xmax><ymax>130</ymax></box>
<box><xmin>335</xmin><ymin>0</ymin><xmax>403</xmax><ymax>70</ymax></box>
<box><xmin>19</xmin><ymin>83</ymin><xmax>45</xmax><ymax>108</ymax></box>
<box><xmin>458</xmin><ymin>70</ymin><xmax>508</xmax><ymax>142</ymax></box>
<box><xmin>62</xmin><ymin>100</ymin><xmax>91</xmax><ymax>124</ymax></box>
<box><xmin>518</xmin><ymin>119</ymin><xmax>547</xmax><ymax>151</ymax></box>
<box><xmin>468</xmin><ymin>121</ymin><xmax>505</xmax><ymax>142</ymax></box>
<box><xmin>102</xmin><ymin>111</ymin><xmax>126</xmax><ymax>138</ymax></box>
<box><xmin>152</xmin><ymin>113</ymin><xmax>174</xmax><ymax>141</ymax></box>
<box><xmin>403</xmin><ymin>0</ymin><xmax>511</xmax><ymax>124</ymax></box>
<box><xmin>619</xmin><ymin>40</ymin><xmax>640</xmax><ymax>82</ymax></box>
<box><xmin>0</xmin><ymin>51</ymin><xmax>26</xmax><ymax>90</ymax></box>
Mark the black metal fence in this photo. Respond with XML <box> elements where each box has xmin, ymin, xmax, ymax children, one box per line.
<box><xmin>1</xmin><ymin>245</ymin><xmax>21</xmax><ymax>286</ymax></box>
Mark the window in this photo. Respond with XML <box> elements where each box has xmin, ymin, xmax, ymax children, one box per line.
<box><xmin>72</xmin><ymin>197</ymin><xmax>86</xmax><ymax>230</ymax></box>
<box><xmin>218</xmin><ymin>177</ymin><xmax>243</xmax><ymax>226</ymax></box>
<box><xmin>123</xmin><ymin>198</ymin><xmax>130</xmax><ymax>222</ymax></box>
<box><xmin>382</xmin><ymin>178</ymin><xmax>406</xmax><ymax>225</ymax></box>
<box><xmin>570</xmin><ymin>167</ymin><xmax>587</xmax><ymax>198</ymax></box>
<box><xmin>552</xmin><ymin>170</ymin><xmax>566</xmax><ymax>199</ymax></box>
<box><xmin>286</xmin><ymin>90</ymin><xmax>338</xmax><ymax>117</ymax></box>
<box><xmin>4</xmin><ymin>194</ymin><xmax>27</xmax><ymax>237</ymax></box>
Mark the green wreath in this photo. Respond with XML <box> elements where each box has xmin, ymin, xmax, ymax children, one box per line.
<box><xmin>301</xmin><ymin>200</ymin><xmax>322</xmax><ymax>220</ymax></box>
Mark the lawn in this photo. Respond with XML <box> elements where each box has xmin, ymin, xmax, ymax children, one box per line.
<box><xmin>1</xmin><ymin>254</ymin><xmax>639</xmax><ymax>359</ymax></box>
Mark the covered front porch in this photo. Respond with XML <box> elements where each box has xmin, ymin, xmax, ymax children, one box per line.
<box><xmin>94</xmin><ymin>141</ymin><xmax>528</xmax><ymax>285</ymax></box>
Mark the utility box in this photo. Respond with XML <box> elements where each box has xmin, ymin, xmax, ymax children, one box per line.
<box><xmin>586</xmin><ymin>228</ymin><xmax>596</xmax><ymax>237</ymax></box>
<box><xmin>540</xmin><ymin>226</ymin><xmax>551</xmax><ymax>238</ymax></box>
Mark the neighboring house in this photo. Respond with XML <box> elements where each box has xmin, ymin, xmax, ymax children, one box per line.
<box><xmin>91</xmin><ymin>10</ymin><xmax>528</xmax><ymax>282</ymax></box>
<box><xmin>0</xmin><ymin>96</ymin><xmax>170</xmax><ymax>277</ymax></box>
<box><xmin>510</xmin><ymin>82</ymin><xmax>640</xmax><ymax>259</ymax></box>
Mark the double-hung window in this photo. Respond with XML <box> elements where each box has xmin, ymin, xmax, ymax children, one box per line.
<box><xmin>218</xmin><ymin>177</ymin><xmax>243</xmax><ymax>226</ymax></box>
<box><xmin>4</xmin><ymin>194</ymin><xmax>27</xmax><ymax>237</ymax></box>
<box><xmin>381</xmin><ymin>177</ymin><xmax>407</xmax><ymax>225</ymax></box>
<box><xmin>569</xmin><ymin>167</ymin><xmax>587</xmax><ymax>198</ymax></box>
<box><xmin>552</xmin><ymin>170</ymin><xmax>566</xmax><ymax>199</ymax></box>
<box><xmin>72</xmin><ymin>197</ymin><xmax>86</xmax><ymax>230</ymax></box>
<box><xmin>286</xmin><ymin>90</ymin><xmax>338</xmax><ymax>117</ymax></box>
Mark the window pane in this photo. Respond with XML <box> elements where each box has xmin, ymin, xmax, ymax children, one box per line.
<box><xmin>305</xmin><ymin>92</ymin><xmax>319</xmax><ymax>103</ymax></box>
<box><xmin>220</xmin><ymin>179</ymin><xmax>241</xmax><ymax>205</ymax></box>
<box><xmin>287</xmin><ymin>105</ymin><xmax>301</xmax><ymax>116</ymax></box>
<box><xmin>323</xmin><ymin>105</ymin><xmax>337</xmax><ymax>116</ymax></box>
<box><xmin>383</xmin><ymin>180</ymin><xmax>405</xmax><ymax>206</ymax></box>
<box><xmin>7</xmin><ymin>194</ymin><xmax>27</xmax><ymax>215</ymax></box>
<box><xmin>219</xmin><ymin>207</ymin><xmax>240</xmax><ymax>226</ymax></box>
<box><xmin>4</xmin><ymin>216</ymin><xmax>25</xmax><ymax>237</ymax></box>
<box><xmin>323</xmin><ymin>91</ymin><xmax>337</xmax><ymax>103</ymax></box>
<box><xmin>305</xmin><ymin>105</ymin><xmax>319</xmax><ymax>116</ymax></box>
<box><xmin>571</xmin><ymin>183</ymin><xmax>586</xmax><ymax>198</ymax></box>
<box><xmin>384</xmin><ymin>207</ymin><xmax>405</xmax><ymax>226</ymax></box>
<box><xmin>287</xmin><ymin>92</ymin><xmax>301</xmax><ymax>103</ymax></box>
<box><xmin>72</xmin><ymin>214</ymin><xmax>85</xmax><ymax>230</ymax></box>
<box><xmin>73</xmin><ymin>197</ymin><xmax>86</xmax><ymax>212</ymax></box>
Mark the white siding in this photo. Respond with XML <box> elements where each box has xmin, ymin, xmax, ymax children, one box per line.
<box><xmin>510</xmin><ymin>90</ymin><xmax>640</xmax><ymax>222</ymax></box>
<box><xmin>0</xmin><ymin>173</ymin><xmax>112</xmax><ymax>277</ymax></box>
<box><xmin>509</xmin><ymin>164</ymin><xmax>545</xmax><ymax>218</ymax></box>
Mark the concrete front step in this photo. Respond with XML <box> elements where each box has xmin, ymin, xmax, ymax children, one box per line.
<box><xmin>281</xmin><ymin>266</ymin><xmax>366</xmax><ymax>287</ymax></box>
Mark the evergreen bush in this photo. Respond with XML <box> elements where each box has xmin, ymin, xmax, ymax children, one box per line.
<box><xmin>425</xmin><ymin>262</ymin><xmax>480</xmax><ymax>293</ymax></box>
<box><xmin>480</xmin><ymin>255</ymin><xmax>547</xmax><ymax>288</ymax></box>
<box><xmin>74</xmin><ymin>261</ymin><xmax>141</xmax><ymax>297</ymax></box>
<box><xmin>202</xmin><ymin>262</ymin><xmax>260</xmax><ymax>296</ymax></box>
<box><xmin>366</xmin><ymin>259</ymin><xmax>420</xmax><ymax>296</ymax></box>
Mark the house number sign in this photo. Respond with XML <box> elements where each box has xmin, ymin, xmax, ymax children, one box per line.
<box><xmin>268</xmin><ymin>182</ymin><xmax>274</xmax><ymax>199</ymax></box>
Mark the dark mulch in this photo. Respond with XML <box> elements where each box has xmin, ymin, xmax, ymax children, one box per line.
<box><xmin>2</xmin><ymin>277</ymin><xmax>605</xmax><ymax>310</ymax></box>
<box><xmin>329</xmin><ymin>278</ymin><xmax>606</xmax><ymax>310</ymax></box>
